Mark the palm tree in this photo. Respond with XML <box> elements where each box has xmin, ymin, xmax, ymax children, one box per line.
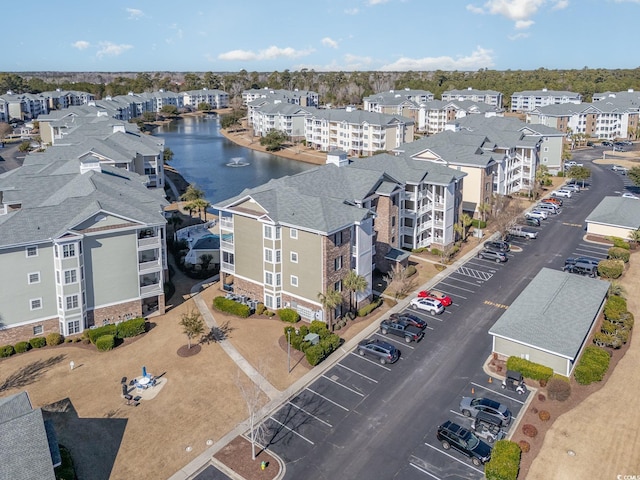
<box><xmin>163</xmin><ymin>147</ymin><xmax>174</xmax><ymax>164</ymax></box>
<box><xmin>199</xmin><ymin>253</ymin><xmax>214</xmax><ymax>271</ymax></box>
<box><xmin>453</xmin><ymin>223</ymin><xmax>464</xmax><ymax>242</ymax></box>
<box><xmin>477</xmin><ymin>203</ymin><xmax>491</xmax><ymax>224</ymax></box>
<box><xmin>343</xmin><ymin>270</ymin><xmax>368</xmax><ymax>314</ymax></box>
<box><xmin>181</xmin><ymin>183</ymin><xmax>205</xmax><ymax>202</ymax></box>
<box><xmin>167</xmin><ymin>214</ymin><xmax>183</xmax><ymax>233</ymax></box>
<box><xmin>608</xmin><ymin>281</ymin><xmax>627</xmax><ymax>299</ymax></box>
<box><xmin>460</xmin><ymin>213</ymin><xmax>473</xmax><ymax>240</ymax></box>
<box><xmin>183</xmin><ymin>202</ymin><xmax>196</xmax><ymax>218</ymax></box>
<box><xmin>191</xmin><ymin>198</ymin><xmax>211</xmax><ymax>220</ymax></box>
<box><xmin>317</xmin><ymin>289</ymin><xmax>343</xmax><ymax>331</ymax></box>
<box><xmin>628</xmin><ymin>228</ymin><xmax>640</xmax><ymax>249</ymax></box>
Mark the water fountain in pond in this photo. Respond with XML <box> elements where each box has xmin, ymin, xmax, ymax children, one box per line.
<box><xmin>226</xmin><ymin>157</ymin><xmax>250</xmax><ymax>167</ymax></box>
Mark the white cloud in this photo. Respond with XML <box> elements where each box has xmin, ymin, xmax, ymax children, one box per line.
<box><xmin>322</xmin><ymin>37</ymin><xmax>339</xmax><ymax>49</ymax></box>
<box><xmin>96</xmin><ymin>41</ymin><xmax>133</xmax><ymax>58</ymax></box>
<box><xmin>552</xmin><ymin>0</ymin><xmax>569</xmax><ymax>9</ymax></box>
<box><xmin>367</xmin><ymin>0</ymin><xmax>390</xmax><ymax>4</ymax></box>
<box><xmin>126</xmin><ymin>8</ymin><xmax>144</xmax><ymax>20</ymax></box>
<box><xmin>218</xmin><ymin>46</ymin><xmax>314</xmax><ymax>62</ymax></box>
<box><xmin>508</xmin><ymin>32</ymin><xmax>530</xmax><ymax>39</ymax></box>
<box><xmin>71</xmin><ymin>40</ymin><xmax>90</xmax><ymax>50</ymax></box>
<box><xmin>515</xmin><ymin>19</ymin><xmax>534</xmax><ymax>28</ymax></box>
<box><xmin>379</xmin><ymin>46</ymin><xmax>495</xmax><ymax>71</ymax></box>
<box><xmin>344</xmin><ymin>8</ymin><xmax>359</xmax><ymax>14</ymax></box>
<box><xmin>466</xmin><ymin>0</ymin><xmax>568</xmax><ymax>27</ymax></box>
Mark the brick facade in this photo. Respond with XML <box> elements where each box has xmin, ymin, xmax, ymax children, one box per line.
<box><xmin>372</xmin><ymin>195</ymin><xmax>400</xmax><ymax>273</ymax></box>
<box><xmin>0</xmin><ymin>317</ymin><xmax>60</xmax><ymax>345</ymax></box>
<box><xmin>92</xmin><ymin>299</ymin><xmax>143</xmax><ymax>326</ymax></box>
<box><xmin>322</xmin><ymin>228</ymin><xmax>352</xmax><ymax>321</ymax></box>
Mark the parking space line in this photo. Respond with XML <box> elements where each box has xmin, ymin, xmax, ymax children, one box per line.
<box><xmin>321</xmin><ymin>374</ymin><xmax>366</xmax><ymax>397</ymax></box>
<box><xmin>269</xmin><ymin>416</ymin><xmax>315</xmax><ymax>445</ymax></box>
<box><xmin>306</xmin><ymin>387</ymin><xmax>350</xmax><ymax>411</ymax></box>
<box><xmin>423</xmin><ymin>443</ymin><xmax>484</xmax><ymax>474</ymax></box>
<box><xmin>409</xmin><ymin>310</ymin><xmax>443</xmax><ymax>321</ymax></box>
<box><xmin>409</xmin><ymin>462</ymin><xmax>442</xmax><ymax>479</ymax></box>
<box><xmin>432</xmin><ymin>289</ymin><xmax>467</xmax><ymax>300</ymax></box>
<box><xmin>447</xmin><ymin>275</ymin><xmax>486</xmax><ymax>287</ymax></box>
<box><xmin>287</xmin><ymin>401</ymin><xmax>333</xmax><ymax>427</ymax></box>
<box><xmin>334</xmin><ymin>363</ymin><xmax>378</xmax><ymax>383</ymax></box>
<box><xmin>437</xmin><ymin>281</ymin><xmax>476</xmax><ymax>293</ymax></box>
<box><xmin>374</xmin><ymin>333</ymin><xmax>415</xmax><ymax>349</ymax></box>
<box><xmin>470</xmin><ymin>382</ymin><xmax>525</xmax><ymax>404</ymax></box>
<box><xmin>349</xmin><ymin>352</ymin><xmax>392</xmax><ymax>371</ymax></box>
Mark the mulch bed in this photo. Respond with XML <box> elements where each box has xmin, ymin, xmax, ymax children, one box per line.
<box><xmin>177</xmin><ymin>344</ymin><xmax>201</xmax><ymax>357</ymax></box>
<box><xmin>213</xmin><ymin>435</ymin><xmax>279</xmax><ymax>480</ymax></box>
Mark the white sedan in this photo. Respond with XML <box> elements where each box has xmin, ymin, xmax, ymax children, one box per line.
<box><xmin>551</xmin><ymin>190</ymin><xmax>572</xmax><ymax>198</ymax></box>
<box><xmin>525</xmin><ymin>210</ymin><xmax>548</xmax><ymax>220</ymax></box>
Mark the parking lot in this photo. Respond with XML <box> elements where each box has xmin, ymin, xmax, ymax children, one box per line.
<box><xmin>256</xmin><ymin>156</ymin><xmax>628</xmax><ymax>479</ymax></box>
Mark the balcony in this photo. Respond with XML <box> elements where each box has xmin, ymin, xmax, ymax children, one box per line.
<box><xmin>138</xmin><ymin>235</ymin><xmax>160</xmax><ymax>249</ymax></box>
<box><xmin>219</xmin><ymin>217</ymin><xmax>233</xmax><ymax>229</ymax></box>
<box><xmin>138</xmin><ymin>258</ymin><xmax>161</xmax><ymax>273</ymax></box>
<box><xmin>221</xmin><ymin>261</ymin><xmax>235</xmax><ymax>273</ymax></box>
<box><xmin>140</xmin><ymin>283</ymin><xmax>162</xmax><ymax>296</ymax></box>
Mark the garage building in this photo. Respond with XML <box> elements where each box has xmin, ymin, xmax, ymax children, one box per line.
<box><xmin>489</xmin><ymin>268</ymin><xmax>610</xmax><ymax>376</ymax></box>
<box><xmin>585</xmin><ymin>196</ymin><xmax>640</xmax><ymax>239</ymax></box>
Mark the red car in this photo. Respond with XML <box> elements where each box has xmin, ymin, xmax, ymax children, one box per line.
<box><xmin>417</xmin><ymin>290</ymin><xmax>452</xmax><ymax>307</ymax></box>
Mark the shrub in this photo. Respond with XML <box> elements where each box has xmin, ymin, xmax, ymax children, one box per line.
<box><xmin>539</xmin><ymin>378</ymin><xmax>547</xmax><ymax>388</ymax></box>
<box><xmin>304</xmin><ymin>344</ymin><xmax>325</xmax><ymax>366</ymax></box>
<box><xmin>212</xmin><ymin>296</ymin><xmax>251</xmax><ymax>318</ymax></box>
<box><xmin>471</xmin><ymin>219</ymin><xmax>487</xmax><ymax>229</ymax></box>
<box><xmin>606</xmin><ymin>236</ymin><xmax>630</xmax><ymax>249</ymax></box>
<box><xmin>597</xmin><ymin>259</ymin><xmax>624</xmax><ymax>279</ymax></box>
<box><xmin>29</xmin><ymin>337</ymin><xmax>47</xmax><ymax>349</ymax></box>
<box><xmin>431</xmin><ymin>247</ymin><xmax>442</xmax><ymax>256</ymax></box>
<box><xmin>65</xmin><ymin>338</ymin><xmax>73</xmax><ymax>343</ymax></box>
<box><xmin>15</xmin><ymin>341</ymin><xmax>31</xmax><ymax>353</ymax></box>
<box><xmin>116</xmin><ymin>318</ymin><xmax>146</xmax><ymax>338</ymax></box>
<box><xmin>334</xmin><ymin>324</ymin><xmax>341</xmax><ymax>330</ymax></box>
<box><xmin>96</xmin><ymin>334</ymin><xmax>115</xmax><ymax>351</ymax></box>
<box><xmin>593</xmin><ymin>331</ymin><xmax>622</xmax><ymax>349</ymax></box>
<box><xmin>538</xmin><ymin>393</ymin><xmax>546</xmax><ymax>402</ymax></box>
<box><xmin>277</xmin><ymin>308</ymin><xmax>300</xmax><ymax>323</ymax></box>
<box><xmin>522</xmin><ymin>424</ymin><xmax>538</xmax><ymax>438</ymax></box>
<box><xmin>574</xmin><ymin>345</ymin><xmax>610</xmax><ymax>385</ymax></box>
<box><xmin>608</xmin><ymin>246</ymin><xmax>630</xmax><ymax>263</ymax></box>
<box><xmin>88</xmin><ymin>325</ymin><xmax>117</xmax><ymax>344</ymax></box>
<box><xmin>547</xmin><ymin>376</ymin><xmax>571</xmax><ymax>401</ymax></box>
<box><xmin>46</xmin><ymin>333</ymin><xmax>64</xmax><ymax>346</ymax></box>
<box><xmin>604</xmin><ymin>296</ymin><xmax>628</xmax><ymax>322</ymax></box>
<box><xmin>506</xmin><ymin>356</ymin><xmax>553</xmax><ymax>382</ymax></box>
<box><xmin>256</xmin><ymin>303</ymin><xmax>267</xmax><ymax>315</ymax></box>
<box><xmin>538</xmin><ymin>410</ymin><xmax>551</xmax><ymax>421</ymax></box>
<box><xmin>556</xmin><ymin>171</ymin><xmax>565</xmax><ymax>177</ymax></box>
<box><xmin>405</xmin><ymin>265</ymin><xmax>417</xmax><ymax>277</ymax></box>
<box><xmin>309</xmin><ymin>320</ymin><xmax>330</xmax><ymax>337</ymax></box>
<box><xmin>0</xmin><ymin>345</ymin><xmax>15</xmax><ymax>357</ymax></box>
<box><xmin>518</xmin><ymin>440</ymin><xmax>531</xmax><ymax>453</ymax></box>
<box><xmin>485</xmin><ymin>440</ymin><xmax>521</xmax><ymax>480</ymax></box>
<box><xmin>357</xmin><ymin>297</ymin><xmax>383</xmax><ymax>317</ymax></box>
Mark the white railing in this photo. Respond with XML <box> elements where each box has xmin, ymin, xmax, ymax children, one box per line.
<box><xmin>220</xmin><ymin>239</ymin><xmax>234</xmax><ymax>250</ymax></box>
<box><xmin>221</xmin><ymin>261</ymin><xmax>235</xmax><ymax>273</ymax></box>
<box><xmin>219</xmin><ymin>217</ymin><xmax>233</xmax><ymax>229</ymax></box>
<box><xmin>138</xmin><ymin>259</ymin><xmax>161</xmax><ymax>273</ymax></box>
<box><xmin>140</xmin><ymin>283</ymin><xmax>162</xmax><ymax>295</ymax></box>
<box><xmin>138</xmin><ymin>236</ymin><xmax>160</xmax><ymax>248</ymax></box>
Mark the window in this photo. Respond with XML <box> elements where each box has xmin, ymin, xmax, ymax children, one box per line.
<box><xmin>64</xmin><ymin>269</ymin><xmax>77</xmax><ymax>284</ymax></box>
<box><xmin>28</xmin><ymin>272</ymin><xmax>40</xmax><ymax>284</ymax></box>
<box><xmin>276</xmin><ymin>250</ymin><xmax>281</xmax><ymax>263</ymax></box>
<box><xmin>68</xmin><ymin>320</ymin><xmax>80</xmax><ymax>334</ymax></box>
<box><xmin>66</xmin><ymin>295</ymin><xmax>79</xmax><ymax>310</ymax></box>
<box><xmin>276</xmin><ymin>273</ymin><xmax>281</xmax><ymax>287</ymax></box>
<box><xmin>334</xmin><ymin>256</ymin><xmax>342</xmax><ymax>271</ymax></box>
<box><xmin>63</xmin><ymin>244</ymin><xmax>76</xmax><ymax>258</ymax></box>
<box><xmin>290</xmin><ymin>252</ymin><xmax>298</xmax><ymax>263</ymax></box>
<box><xmin>264</xmin><ymin>225</ymin><xmax>273</xmax><ymax>239</ymax></box>
<box><xmin>33</xmin><ymin>325</ymin><xmax>43</xmax><ymax>335</ymax></box>
<box><xmin>275</xmin><ymin>227</ymin><xmax>281</xmax><ymax>239</ymax></box>
<box><xmin>264</xmin><ymin>249</ymin><xmax>273</xmax><ymax>263</ymax></box>
<box><xmin>26</xmin><ymin>246</ymin><xmax>38</xmax><ymax>257</ymax></box>
<box><xmin>30</xmin><ymin>298</ymin><xmax>42</xmax><ymax>310</ymax></box>
<box><xmin>265</xmin><ymin>272</ymin><xmax>273</xmax><ymax>286</ymax></box>
<box><xmin>334</xmin><ymin>280</ymin><xmax>342</xmax><ymax>292</ymax></box>
<box><xmin>291</xmin><ymin>275</ymin><xmax>298</xmax><ymax>287</ymax></box>
<box><xmin>265</xmin><ymin>295</ymin><xmax>274</xmax><ymax>309</ymax></box>
<box><xmin>290</xmin><ymin>229</ymin><xmax>298</xmax><ymax>239</ymax></box>
<box><xmin>58</xmin><ymin>296</ymin><xmax>62</xmax><ymax>309</ymax></box>
<box><xmin>276</xmin><ymin>296</ymin><xmax>282</xmax><ymax>309</ymax></box>
<box><xmin>333</xmin><ymin>231</ymin><xmax>343</xmax><ymax>246</ymax></box>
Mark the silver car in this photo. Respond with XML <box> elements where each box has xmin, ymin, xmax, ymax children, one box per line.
<box><xmin>459</xmin><ymin>396</ymin><xmax>512</xmax><ymax>427</ymax></box>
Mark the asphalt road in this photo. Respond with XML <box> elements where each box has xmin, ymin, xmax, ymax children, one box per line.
<box><xmin>260</xmin><ymin>147</ymin><xmax>631</xmax><ymax>479</ymax></box>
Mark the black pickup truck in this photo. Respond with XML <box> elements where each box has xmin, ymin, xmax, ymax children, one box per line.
<box><xmin>379</xmin><ymin>319</ymin><xmax>424</xmax><ymax>343</ymax></box>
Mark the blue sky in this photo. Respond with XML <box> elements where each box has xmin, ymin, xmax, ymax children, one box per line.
<box><xmin>4</xmin><ymin>0</ymin><xmax>640</xmax><ymax>72</ymax></box>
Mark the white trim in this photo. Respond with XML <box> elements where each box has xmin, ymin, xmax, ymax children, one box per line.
<box><xmin>290</xmin><ymin>251</ymin><xmax>298</xmax><ymax>263</ymax></box>
<box><xmin>27</xmin><ymin>271</ymin><xmax>41</xmax><ymax>284</ymax></box>
<box><xmin>25</xmin><ymin>245</ymin><xmax>38</xmax><ymax>258</ymax></box>
<box><xmin>30</xmin><ymin>298</ymin><xmax>43</xmax><ymax>311</ymax></box>
<box><xmin>290</xmin><ymin>275</ymin><xmax>298</xmax><ymax>287</ymax></box>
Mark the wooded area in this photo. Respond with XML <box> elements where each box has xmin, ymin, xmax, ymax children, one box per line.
<box><xmin>2</xmin><ymin>68</ymin><xmax>640</xmax><ymax>108</ymax></box>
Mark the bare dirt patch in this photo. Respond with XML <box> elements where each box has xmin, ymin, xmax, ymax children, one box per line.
<box><xmin>213</xmin><ymin>436</ymin><xmax>278</xmax><ymax>480</ymax></box>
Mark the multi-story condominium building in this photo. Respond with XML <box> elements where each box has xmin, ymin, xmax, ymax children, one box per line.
<box><xmin>38</xmin><ymin>89</ymin><xmax>95</xmax><ymax>110</ymax></box>
<box><xmin>0</xmin><ymin>155</ymin><xmax>168</xmax><ymax>345</ymax></box>
<box><xmin>528</xmin><ymin>99</ymin><xmax>640</xmax><ymax>141</ymax></box>
<box><xmin>363</xmin><ymin>89</ymin><xmax>435</xmax><ymax>127</ymax></box>
<box><xmin>304</xmin><ymin>107</ymin><xmax>415</xmax><ymax>156</ymax></box>
<box><xmin>37</xmin><ymin>106</ymin><xmax>166</xmax><ymax>189</ymax></box>
<box><xmin>249</xmin><ymin>101</ymin><xmax>312</xmax><ymax>140</ymax></box>
<box><xmin>0</xmin><ymin>97</ymin><xmax>8</xmax><ymax>122</ymax></box>
<box><xmin>418</xmin><ymin>100</ymin><xmax>503</xmax><ymax>135</ymax></box>
<box><xmin>242</xmin><ymin>88</ymin><xmax>319</xmax><ymax>107</ymax></box>
<box><xmin>181</xmin><ymin>88</ymin><xmax>229</xmax><ymax>110</ymax></box>
<box><xmin>592</xmin><ymin>89</ymin><xmax>640</xmax><ymax>103</ymax></box>
<box><xmin>510</xmin><ymin>88</ymin><xmax>582</xmax><ymax>113</ymax></box>
<box><xmin>441</xmin><ymin>88</ymin><xmax>503</xmax><ymax>108</ymax></box>
<box><xmin>214</xmin><ymin>151</ymin><xmax>463</xmax><ymax>325</ymax></box>
<box><xmin>0</xmin><ymin>91</ymin><xmax>49</xmax><ymax>121</ymax></box>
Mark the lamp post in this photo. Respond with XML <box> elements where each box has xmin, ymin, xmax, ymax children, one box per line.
<box><xmin>287</xmin><ymin>329</ymin><xmax>291</xmax><ymax>374</ymax></box>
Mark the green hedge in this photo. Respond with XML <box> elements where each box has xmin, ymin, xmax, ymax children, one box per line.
<box><xmin>604</xmin><ymin>296</ymin><xmax>628</xmax><ymax>322</ymax></box>
<box><xmin>357</xmin><ymin>297</ymin><xmax>382</xmax><ymax>317</ymax></box>
<box><xmin>46</xmin><ymin>333</ymin><xmax>64</xmax><ymax>346</ymax></box>
<box><xmin>606</xmin><ymin>236</ymin><xmax>630</xmax><ymax>249</ymax></box>
<box><xmin>431</xmin><ymin>247</ymin><xmax>442</xmax><ymax>256</ymax></box>
<box><xmin>574</xmin><ymin>346</ymin><xmax>610</xmax><ymax>385</ymax></box>
<box><xmin>116</xmin><ymin>318</ymin><xmax>146</xmax><ymax>338</ymax></box>
<box><xmin>485</xmin><ymin>440</ymin><xmax>521</xmax><ymax>480</ymax></box>
<box><xmin>285</xmin><ymin>323</ymin><xmax>342</xmax><ymax>366</ymax></box>
<box><xmin>598</xmin><ymin>259</ymin><xmax>624</xmax><ymax>279</ymax></box>
<box><xmin>0</xmin><ymin>345</ymin><xmax>15</xmax><ymax>357</ymax></box>
<box><xmin>471</xmin><ymin>219</ymin><xmax>487</xmax><ymax>229</ymax></box>
<box><xmin>29</xmin><ymin>337</ymin><xmax>47</xmax><ymax>349</ymax></box>
<box><xmin>212</xmin><ymin>296</ymin><xmax>251</xmax><ymax>318</ymax></box>
<box><xmin>506</xmin><ymin>357</ymin><xmax>553</xmax><ymax>382</ymax></box>
<box><xmin>96</xmin><ymin>335</ymin><xmax>115</xmax><ymax>352</ymax></box>
<box><xmin>277</xmin><ymin>308</ymin><xmax>300</xmax><ymax>323</ymax></box>
<box><xmin>88</xmin><ymin>325</ymin><xmax>117</xmax><ymax>344</ymax></box>
<box><xmin>15</xmin><ymin>341</ymin><xmax>30</xmax><ymax>353</ymax></box>
<box><xmin>608</xmin><ymin>246</ymin><xmax>630</xmax><ymax>263</ymax></box>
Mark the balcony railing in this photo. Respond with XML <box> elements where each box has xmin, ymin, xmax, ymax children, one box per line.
<box><xmin>220</xmin><ymin>239</ymin><xmax>234</xmax><ymax>250</ymax></box>
<box><xmin>138</xmin><ymin>236</ymin><xmax>160</xmax><ymax>248</ymax></box>
<box><xmin>138</xmin><ymin>258</ymin><xmax>161</xmax><ymax>273</ymax></box>
<box><xmin>140</xmin><ymin>283</ymin><xmax>162</xmax><ymax>295</ymax></box>
<box><xmin>221</xmin><ymin>261</ymin><xmax>235</xmax><ymax>273</ymax></box>
<box><xmin>219</xmin><ymin>217</ymin><xmax>233</xmax><ymax>229</ymax></box>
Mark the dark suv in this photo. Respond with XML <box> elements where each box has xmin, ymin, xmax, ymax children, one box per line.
<box><xmin>484</xmin><ymin>240</ymin><xmax>510</xmax><ymax>253</ymax></box>
<box><xmin>564</xmin><ymin>256</ymin><xmax>600</xmax><ymax>268</ymax></box>
<box><xmin>357</xmin><ymin>338</ymin><xmax>399</xmax><ymax>364</ymax></box>
<box><xmin>436</xmin><ymin>420</ymin><xmax>492</xmax><ymax>466</ymax></box>
<box><xmin>563</xmin><ymin>261</ymin><xmax>598</xmax><ymax>278</ymax></box>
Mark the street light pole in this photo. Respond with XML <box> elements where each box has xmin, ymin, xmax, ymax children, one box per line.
<box><xmin>287</xmin><ymin>329</ymin><xmax>291</xmax><ymax>374</ymax></box>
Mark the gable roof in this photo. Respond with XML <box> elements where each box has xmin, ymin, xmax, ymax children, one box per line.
<box><xmin>489</xmin><ymin>268</ymin><xmax>610</xmax><ymax>359</ymax></box>
<box><xmin>586</xmin><ymin>196</ymin><xmax>640</xmax><ymax>229</ymax></box>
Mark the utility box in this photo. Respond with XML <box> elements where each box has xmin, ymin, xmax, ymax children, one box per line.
<box><xmin>303</xmin><ymin>333</ymin><xmax>320</xmax><ymax>345</ymax></box>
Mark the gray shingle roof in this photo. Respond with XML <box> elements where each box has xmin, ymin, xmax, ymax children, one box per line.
<box><xmin>489</xmin><ymin>268</ymin><xmax>610</xmax><ymax>359</ymax></box>
<box><xmin>585</xmin><ymin>196</ymin><xmax>640</xmax><ymax>229</ymax></box>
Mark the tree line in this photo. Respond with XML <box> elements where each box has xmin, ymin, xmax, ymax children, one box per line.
<box><xmin>2</xmin><ymin>67</ymin><xmax>640</xmax><ymax>109</ymax></box>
